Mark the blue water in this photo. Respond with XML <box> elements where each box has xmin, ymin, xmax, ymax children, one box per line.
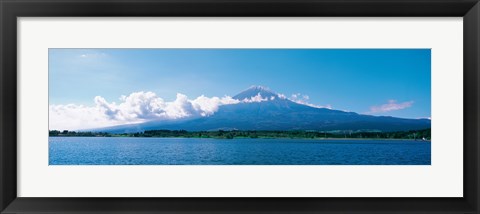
<box><xmin>49</xmin><ymin>137</ymin><xmax>431</xmax><ymax>165</ymax></box>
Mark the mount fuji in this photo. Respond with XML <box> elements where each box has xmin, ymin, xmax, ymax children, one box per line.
<box><xmin>96</xmin><ymin>86</ymin><xmax>431</xmax><ymax>133</ymax></box>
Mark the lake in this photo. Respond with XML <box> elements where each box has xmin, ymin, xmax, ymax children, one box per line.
<box><xmin>49</xmin><ymin>137</ymin><xmax>431</xmax><ymax>165</ymax></box>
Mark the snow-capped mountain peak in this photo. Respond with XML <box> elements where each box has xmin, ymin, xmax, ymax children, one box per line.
<box><xmin>233</xmin><ymin>85</ymin><xmax>280</xmax><ymax>100</ymax></box>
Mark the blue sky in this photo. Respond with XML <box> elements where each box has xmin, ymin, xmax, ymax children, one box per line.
<box><xmin>49</xmin><ymin>49</ymin><xmax>431</xmax><ymax>122</ymax></box>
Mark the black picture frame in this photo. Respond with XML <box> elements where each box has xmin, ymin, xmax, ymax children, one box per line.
<box><xmin>1</xmin><ymin>0</ymin><xmax>479</xmax><ymax>213</ymax></box>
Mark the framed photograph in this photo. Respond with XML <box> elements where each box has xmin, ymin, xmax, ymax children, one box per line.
<box><xmin>1</xmin><ymin>0</ymin><xmax>479</xmax><ymax>213</ymax></box>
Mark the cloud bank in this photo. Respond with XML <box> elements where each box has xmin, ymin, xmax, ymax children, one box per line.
<box><xmin>369</xmin><ymin>100</ymin><xmax>414</xmax><ymax>113</ymax></box>
<box><xmin>49</xmin><ymin>91</ymin><xmax>275</xmax><ymax>131</ymax></box>
<box><xmin>50</xmin><ymin>90</ymin><xmax>337</xmax><ymax>130</ymax></box>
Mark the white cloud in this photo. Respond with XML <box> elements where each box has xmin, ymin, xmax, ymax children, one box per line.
<box><xmin>191</xmin><ymin>95</ymin><xmax>239</xmax><ymax>116</ymax></box>
<box><xmin>322</xmin><ymin>104</ymin><xmax>333</xmax><ymax>109</ymax></box>
<box><xmin>242</xmin><ymin>93</ymin><xmax>268</xmax><ymax>103</ymax></box>
<box><xmin>49</xmin><ymin>104</ymin><xmax>124</xmax><ymax>131</ymax></box>
<box><xmin>49</xmin><ymin>91</ymin><xmax>240</xmax><ymax>131</ymax></box>
<box><xmin>288</xmin><ymin>93</ymin><xmax>332</xmax><ymax>109</ymax></box>
<box><xmin>369</xmin><ymin>100</ymin><xmax>414</xmax><ymax>113</ymax></box>
<box><xmin>79</xmin><ymin>52</ymin><xmax>107</xmax><ymax>58</ymax></box>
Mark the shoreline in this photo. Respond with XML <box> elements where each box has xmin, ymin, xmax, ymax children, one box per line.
<box><xmin>49</xmin><ymin>136</ymin><xmax>430</xmax><ymax>141</ymax></box>
<box><xmin>50</xmin><ymin>129</ymin><xmax>431</xmax><ymax>141</ymax></box>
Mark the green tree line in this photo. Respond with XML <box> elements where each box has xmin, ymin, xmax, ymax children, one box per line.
<box><xmin>50</xmin><ymin>129</ymin><xmax>431</xmax><ymax>140</ymax></box>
